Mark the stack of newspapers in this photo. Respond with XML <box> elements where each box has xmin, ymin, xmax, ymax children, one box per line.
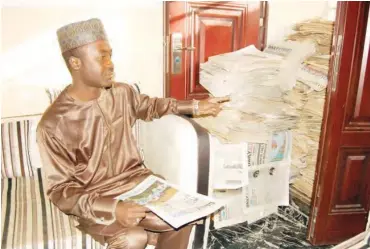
<box><xmin>285</xmin><ymin>18</ymin><xmax>334</xmax><ymax>198</ymax></box>
<box><xmin>192</xmin><ymin>18</ymin><xmax>334</xmax><ymax>227</ymax></box>
<box><xmin>194</xmin><ymin>43</ymin><xmax>315</xmax><ymax>144</ymax></box>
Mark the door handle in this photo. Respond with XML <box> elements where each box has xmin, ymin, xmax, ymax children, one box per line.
<box><xmin>175</xmin><ymin>46</ymin><xmax>196</xmax><ymax>51</ymax></box>
<box><xmin>171</xmin><ymin>32</ymin><xmax>183</xmax><ymax>74</ymax></box>
<box><xmin>171</xmin><ymin>32</ymin><xmax>196</xmax><ymax>74</ymax></box>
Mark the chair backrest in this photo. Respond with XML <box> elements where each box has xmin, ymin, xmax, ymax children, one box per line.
<box><xmin>1</xmin><ymin>116</ymin><xmax>42</xmax><ymax>178</ymax></box>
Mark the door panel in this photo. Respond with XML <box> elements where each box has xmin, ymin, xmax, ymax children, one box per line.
<box><xmin>190</xmin><ymin>3</ymin><xmax>248</xmax><ymax>99</ymax></box>
<box><xmin>309</xmin><ymin>2</ymin><xmax>370</xmax><ymax>245</ymax></box>
<box><xmin>345</xmin><ymin>11</ymin><xmax>370</xmax><ymax>127</ymax></box>
<box><xmin>166</xmin><ymin>1</ymin><xmax>267</xmax><ymax>100</ymax></box>
<box><xmin>333</xmin><ymin>148</ymin><xmax>369</xmax><ymax>212</ymax></box>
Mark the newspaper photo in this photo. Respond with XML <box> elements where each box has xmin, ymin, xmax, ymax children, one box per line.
<box><xmin>267</xmin><ymin>130</ymin><xmax>292</xmax><ymax>163</ymax></box>
<box><xmin>115</xmin><ymin>175</ymin><xmax>224</xmax><ymax>228</ymax></box>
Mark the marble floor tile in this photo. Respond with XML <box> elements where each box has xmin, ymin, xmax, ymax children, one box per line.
<box><xmin>207</xmin><ymin>206</ymin><xmax>333</xmax><ymax>249</ymax></box>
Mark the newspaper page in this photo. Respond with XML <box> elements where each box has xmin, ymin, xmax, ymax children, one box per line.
<box><xmin>212</xmin><ymin>142</ymin><xmax>248</xmax><ymax>189</ymax></box>
<box><xmin>212</xmin><ymin>189</ymin><xmax>247</xmax><ymax>229</ymax></box>
<box><xmin>212</xmin><ymin>188</ymin><xmax>280</xmax><ymax>229</ymax></box>
<box><xmin>115</xmin><ymin>175</ymin><xmax>224</xmax><ymax>229</ymax></box>
<box><xmin>243</xmin><ymin>163</ymin><xmax>290</xmax><ymax>213</ymax></box>
<box><xmin>211</xmin><ymin>131</ymin><xmax>291</xmax><ymax>189</ymax></box>
<box><xmin>246</xmin><ymin>142</ymin><xmax>267</xmax><ymax>166</ymax></box>
<box><xmin>297</xmin><ymin>63</ymin><xmax>328</xmax><ymax>91</ymax></box>
<box><xmin>207</xmin><ymin>131</ymin><xmax>292</xmax><ymax>228</ymax></box>
<box><xmin>246</xmin><ymin>130</ymin><xmax>292</xmax><ymax>168</ymax></box>
<box><xmin>242</xmin><ymin>131</ymin><xmax>292</xmax><ymax>213</ymax></box>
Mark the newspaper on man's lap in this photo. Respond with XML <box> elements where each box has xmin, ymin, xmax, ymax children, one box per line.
<box><xmin>115</xmin><ymin>175</ymin><xmax>224</xmax><ymax>229</ymax></box>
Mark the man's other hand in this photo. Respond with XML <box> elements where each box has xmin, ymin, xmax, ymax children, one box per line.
<box><xmin>198</xmin><ymin>96</ymin><xmax>230</xmax><ymax>117</ymax></box>
<box><xmin>115</xmin><ymin>201</ymin><xmax>149</xmax><ymax>227</ymax></box>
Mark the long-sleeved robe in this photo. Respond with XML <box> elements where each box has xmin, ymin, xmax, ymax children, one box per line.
<box><xmin>36</xmin><ymin>82</ymin><xmax>194</xmax><ymax>236</ymax></box>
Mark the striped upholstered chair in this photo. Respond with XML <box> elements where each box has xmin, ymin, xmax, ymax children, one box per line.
<box><xmin>1</xmin><ymin>117</ymin><xmax>105</xmax><ymax>249</ymax></box>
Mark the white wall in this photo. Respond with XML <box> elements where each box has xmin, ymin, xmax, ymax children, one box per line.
<box><xmin>267</xmin><ymin>1</ymin><xmax>331</xmax><ymax>44</ymax></box>
<box><xmin>1</xmin><ymin>2</ymin><xmax>164</xmax><ymax>118</ymax></box>
<box><xmin>1</xmin><ymin>1</ymin><xmax>334</xmax><ymax>118</ymax></box>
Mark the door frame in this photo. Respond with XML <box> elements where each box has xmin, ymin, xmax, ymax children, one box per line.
<box><xmin>162</xmin><ymin>1</ymin><xmax>269</xmax><ymax>98</ymax></box>
<box><xmin>308</xmin><ymin>1</ymin><xmax>370</xmax><ymax>244</ymax></box>
<box><xmin>163</xmin><ymin>1</ymin><xmax>170</xmax><ymax>98</ymax></box>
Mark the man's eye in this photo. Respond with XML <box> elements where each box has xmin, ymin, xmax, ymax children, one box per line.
<box><xmin>102</xmin><ymin>54</ymin><xmax>111</xmax><ymax>60</ymax></box>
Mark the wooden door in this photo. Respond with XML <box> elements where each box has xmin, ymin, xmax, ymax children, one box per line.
<box><xmin>165</xmin><ymin>1</ymin><xmax>268</xmax><ymax>100</ymax></box>
<box><xmin>308</xmin><ymin>1</ymin><xmax>370</xmax><ymax>245</ymax></box>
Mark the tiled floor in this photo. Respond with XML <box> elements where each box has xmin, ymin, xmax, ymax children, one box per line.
<box><xmin>207</xmin><ymin>206</ymin><xmax>333</xmax><ymax>249</ymax></box>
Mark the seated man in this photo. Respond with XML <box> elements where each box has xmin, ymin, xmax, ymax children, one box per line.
<box><xmin>37</xmin><ymin>18</ymin><xmax>228</xmax><ymax>249</ymax></box>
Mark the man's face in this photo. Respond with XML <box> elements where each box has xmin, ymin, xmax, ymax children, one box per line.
<box><xmin>75</xmin><ymin>40</ymin><xmax>115</xmax><ymax>88</ymax></box>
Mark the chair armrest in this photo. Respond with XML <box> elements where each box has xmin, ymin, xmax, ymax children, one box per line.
<box><xmin>138</xmin><ymin>115</ymin><xmax>212</xmax><ymax>249</ymax></box>
<box><xmin>137</xmin><ymin>115</ymin><xmax>210</xmax><ymax>194</ymax></box>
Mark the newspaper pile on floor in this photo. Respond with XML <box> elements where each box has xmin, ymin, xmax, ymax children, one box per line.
<box><xmin>282</xmin><ymin>19</ymin><xmax>334</xmax><ymax>198</ymax></box>
<box><xmin>192</xmin><ymin>43</ymin><xmax>306</xmax><ymax>228</ymax></box>
<box><xmin>192</xmin><ymin>18</ymin><xmax>334</xmax><ymax>226</ymax></box>
<box><xmin>192</xmin><ymin>33</ymin><xmax>316</xmax><ymax>230</ymax></box>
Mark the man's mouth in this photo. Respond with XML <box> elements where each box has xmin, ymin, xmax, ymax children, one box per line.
<box><xmin>106</xmin><ymin>72</ymin><xmax>115</xmax><ymax>81</ymax></box>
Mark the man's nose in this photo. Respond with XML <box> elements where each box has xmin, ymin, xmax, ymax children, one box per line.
<box><xmin>105</xmin><ymin>60</ymin><xmax>114</xmax><ymax>70</ymax></box>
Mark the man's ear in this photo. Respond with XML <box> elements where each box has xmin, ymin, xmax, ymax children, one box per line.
<box><xmin>68</xmin><ymin>56</ymin><xmax>82</xmax><ymax>71</ymax></box>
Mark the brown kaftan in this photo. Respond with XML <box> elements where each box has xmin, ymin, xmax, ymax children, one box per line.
<box><xmin>36</xmin><ymin>82</ymin><xmax>194</xmax><ymax>237</ymax></box>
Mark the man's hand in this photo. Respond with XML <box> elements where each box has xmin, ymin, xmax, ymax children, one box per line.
<box><xmin>197</xmin><ymin>96</ymin><xmax>230</xmax><ymax>117</ymax></box>
<box><xmin>115</xmin><ymin>201</ymin><xmax>149</xmax><ymax>227</ymax></box>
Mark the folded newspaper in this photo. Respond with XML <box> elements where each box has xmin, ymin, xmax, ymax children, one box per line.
<box><xmin>115</xmin><ymin>175</ymin><xmax>224</xmax><ymax>228</ymax></box>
